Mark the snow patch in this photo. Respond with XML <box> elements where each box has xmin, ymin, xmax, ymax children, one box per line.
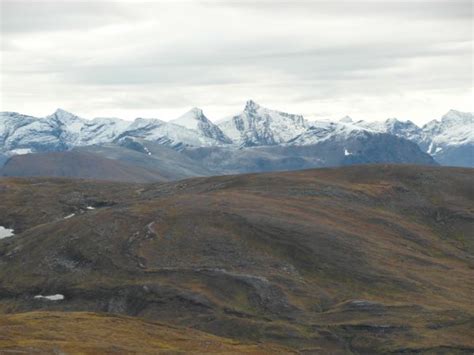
<box><xmin>344</xmin><ymin>149</ymin><xmax>352</xmax><ymax>156</ymax></box>
<box><xmin>86</xmin><ymin>206</ymin><xmax>95</xmax><ymax>210</ymax></box>
<box><xmin>9</xmin><ymin>148</ymin><xmax>33</xmax><ymax>156</ymax></box>
<box><xmin>427</xmin><ymin>142</ymin><xmax>434</xmax><ymax>154</ymax></box>
<box><xmin>0</xmin><ymin>226</ymin><xmax>14</xmax><ymax>239</ymax></box>
<box><xmin>34</xmin><ymin>294</ymin><xmax>64</xmax><ymax>301</ymax></box>
<box><xmin>63</xmin><ymin>213</ymin><xmax>75</xmax><ymax>219</ymax></box>
<box><xmin>143</xmin><ymin>146</ymin><xmax>152</xmax><ymax>156</ymax></box>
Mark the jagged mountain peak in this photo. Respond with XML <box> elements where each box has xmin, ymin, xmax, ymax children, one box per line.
<box><xmin>218</xmin><ymin>100</ymin><xmax>308</xmax><ymax>147</ymax></box>
<box><xmin>244</xmin><ymin>99</ymin><xmax>260</xmax><ymax>111</ymax></box>
<box><xmin>189</xmin><ymin>107</ymin><xmax>204</xmax><ymax>115</ymax></box>
<box><xmin>49</xmin><ymin>108</ymin><xmax>82</xmax><ymax>121</ymax></box>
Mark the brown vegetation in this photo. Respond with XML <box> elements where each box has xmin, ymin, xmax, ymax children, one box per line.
<box><xmin>0</xmin><ymin>165</ymin><xmax>472</xmax><ymax>353</ymax></box>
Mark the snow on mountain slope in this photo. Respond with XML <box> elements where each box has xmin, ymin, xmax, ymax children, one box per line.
<box><xmin>0</xmin><ymin>112</ymin><xmax>65</xmax><ymax>153</ymax></box>
<box><xmin>287</xmin><ymin>120</ymin><xmax>373</xmax><ymax>146</ymax></box>
<box><xmin>359</xmin><ymin>118</ymin><xmax>423</xmax><ymax>143</ymax></box>
<box><xmin>46</xmin><ymin>109</ymin><xmax>130</xmax><ymax>147</ymax></box>
<box><xmin>218</xmin><ymin>100</ymin><xmax>308</xmax><ymax>146</ymax></box>
<box><xmin>349</xmin><ymin>110</ymin><xmax>473</xmax><ymax>165</ymax></box>
<box><xmin>422</xmin><ymin>110</ymin><xmax>473</xmax><ymax>148</ymax></box>
<box><xmin>288</xmin><ymin>110</ymin><xmax>473</xmax><ymax>166</ymax></box>
<box><xmin>0</xmin><ymin>109</ymin><xmax>229</xmax><ymax>155</ymax></box>
<box><xmin>170</xmin><ymin>108</ymin><xmax>232</xmax><ymax>144</ymax></box>
<box><xmin>116</xmin><ymin>117</ymin><xmax>225</xmax><ymax>149</ymax></box>
<box><xmin>79</xmin><ymin>117</ymin><xmax>131</xmax><ymax>146</ymax></box>
<box><xmin>418</xmin><ymin>110</ymin><xmax>473</xmax><ymax>167</ymax></box>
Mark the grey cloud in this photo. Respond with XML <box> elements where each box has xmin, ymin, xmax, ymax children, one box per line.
<box><xmin>1</xmin><ymin>0</ymin><xmax>472</xmax><ymax>123</ymax></box>
<box><xmin>209</xmin><ymin>0</ymin><xmax>473</xmax><ymax>19</ymax></box>
<box><xmin>0</xmin><ymin>1</ymin><xmax>129</xmax><ymax>33</ymax></box>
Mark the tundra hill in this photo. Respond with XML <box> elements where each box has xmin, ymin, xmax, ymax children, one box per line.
<box><xmin>0</xmin><ymin>312</ymin><xmax>291</xmax><ymax>354</ymax></box>
<box><xmin>0</xmin><ymin>165</ymin><xmax>473</xmax><ymax>353</ymax></box>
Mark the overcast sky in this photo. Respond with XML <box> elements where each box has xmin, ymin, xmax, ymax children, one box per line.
<box><xmin>1</xmin><ymin>0</ymin><xmax>472</xmax><ymax>124</ymax></box>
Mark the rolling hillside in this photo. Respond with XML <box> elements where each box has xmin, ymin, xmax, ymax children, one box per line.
<box><xmin>0</xmin><ymin>165</ymin><xmax>472</xmax><ymax>353</ymax></box>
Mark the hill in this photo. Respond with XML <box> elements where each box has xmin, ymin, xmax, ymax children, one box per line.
<box><xmin>0</xmin><ymin>151</ymin><xmax>168</xmax><ymax>182</ymax></box>
<box><xmin>0</xmin><ymin>165</ymin><xmax>472</xmax><ymax>353</ymax></box>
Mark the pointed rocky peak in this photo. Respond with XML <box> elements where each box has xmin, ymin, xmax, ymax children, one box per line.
<box><xmin>185</xmin><ymin>107</ymin><xmax>207</xmax><ymax>122</ymax></box>
<box><xmin>244</xmin><ymin>100</ymin><xmax>260</xmax><ymax>112</ymax></box>
<box><xmin>171</xmin><ymin>107</ymin><xmax>213</xmax><ymax>130</ymax></box>
<box><xmin>47</xmin><ymin>108</ymin><xmax>85</xmax><ymax>126</ymax></box>
<box><xmin>51</xmin><ymin>108</ymin><xmax>77</xmax><ymax>118</ymax></box>
<box><xmin>188</xmin><ymin>107</ymin><xmax>204</xmax><ymax>116</ymax></box>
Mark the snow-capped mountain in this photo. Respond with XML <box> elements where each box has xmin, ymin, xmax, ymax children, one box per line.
<box><xmin>0</xmin><ymin>108</ymin><xmax>230</xmax><ymax>155</ymax></box>
<box><xmin>116</xmin><ymin>117</ymin><xmax>225</xmax><ymax>150</ymax></box>
<box><xmin>359</xmin><ymin>118</ymin><xmax>424</xmax><ymax>143</ymax></box>
<box><xmin>418</xmin><ymin>110</ymin><xmax>473</xmax><ymax>166</ymax></box>
<box><xmin>289</xmin><ymin>110</ymin><xmax>473</xmax><ymax>167</ymax></box>
<box><xmin>288</xmin><ymin>120</ymin><xmax>373</xmax><ymax>146</ymax></box>
<box><xmin>421</xmin><ymin>110</ymin><xmax>473</xmax><ymax>148</ymax></box>
<box><xmin>0</xmin><ymin>105</ymin><xmax>472</xmax><ymax>167</ymax></box>
<box><xmin>0</xmin><ymin>112</ymin><xmax>66</xmax><ymax>154</ymax></box>
<box><xmin>170</xmin><ymin>108</ymin><xmax>232</xmax><ymax>144</ymax></box>
<box><xmin>46</xmin><ymin>109</ymin><xmax>131</xmax><ymax>147</ymax></box>
<box><xmin>347</xmin><ymin>110</ymin><xmax>473</xmax><ymax>166</ymax></box>
<box><xmin>218</xmin><ymin>100</ymin><xmax>308</xmax><ymax>147</ymax></box>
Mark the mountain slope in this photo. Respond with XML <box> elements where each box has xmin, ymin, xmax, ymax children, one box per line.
<box><xmin>353</xmin><ymin>110</ymin><xmax>474</xmax><ymax>167</ymax></box>
<box><xmin>0</xmin><ymin>165</ymin><xmax>472</xmax><ymax>353</ymax></box>
<box><xmin>0</xmin><ymin>112</ymin><xmax>66</xmax><ymax>153</ymax></box>
<box><xmin>116</xmin><ymin>117</ymin><xmax>225</xmax><ymax>150</ymax></box>
<box><xmin>0</xmin><ymin>312</ymin><xmax>290</xmax><ymax>353</ymax></box>
<box><xmin>78</xmin><ymin>139</ymin><xmax>212</xmax><ymax>180</ymax></box>
<box><xmin>184</xmin><ymin>132</ymin><xmax>436</xmax><ymax>175</ymax></box>
<box><xmin>420</xmin><ymin>110</ymin><xmax>474</xmax><ymax>167</ymax></box>
<box><xmin>0</xmin><ymin>151</ymin><xmax>168</xmax><ymax>182</ymax></box>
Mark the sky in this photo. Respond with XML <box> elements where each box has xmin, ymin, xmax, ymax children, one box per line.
<box><xmin>0</xmin><ymin>0</ymin><xmax>473</xmax><ymax>124</ymax></box>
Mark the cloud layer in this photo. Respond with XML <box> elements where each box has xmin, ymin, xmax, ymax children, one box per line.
<box><xmin>1</xmin><ymin>0</ymin><xmax>472</xmax><ymax>123</ymax></box>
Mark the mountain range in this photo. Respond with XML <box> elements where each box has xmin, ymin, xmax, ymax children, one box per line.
<box><xmin>0</xmin><ymin>101</ymin><xmax>472</xmax><ymax>181</ymax></box>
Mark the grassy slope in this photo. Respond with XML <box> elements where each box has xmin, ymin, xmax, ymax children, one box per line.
<box><xmin>0</xmin><ymin>165</ymin><xmax>472</xmax><ymax>353</ymax></box>
<box><xmin>0</xmin><ymin>311</ymin><xmax>292</xmax><ymax>354</ymax></box>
